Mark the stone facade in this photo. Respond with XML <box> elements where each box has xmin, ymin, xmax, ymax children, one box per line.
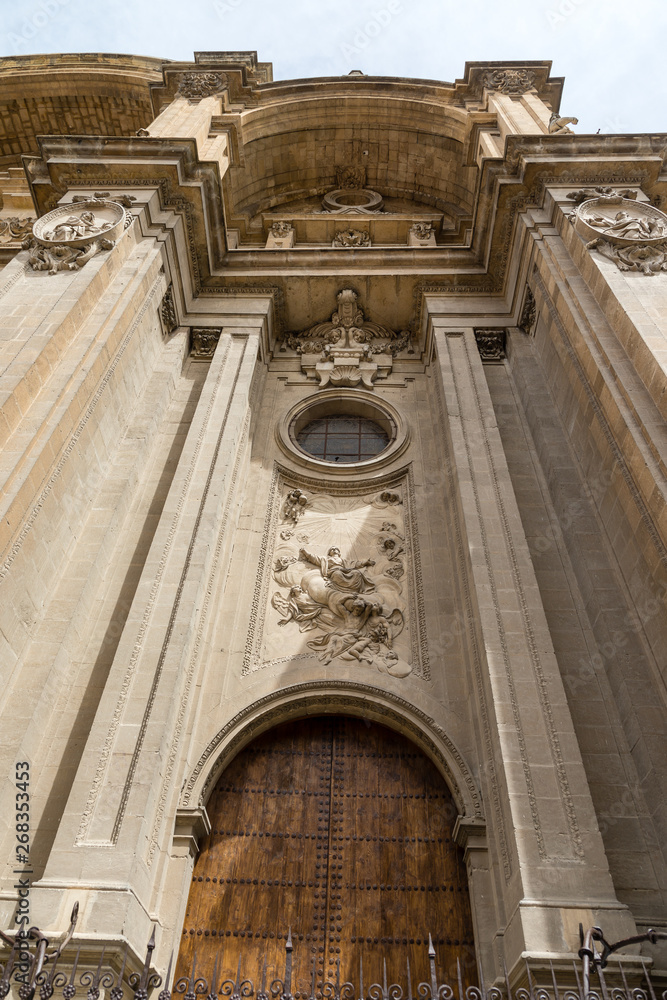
<box><xmin>0</xmin><ymin>51</ymin><xmax>665</xmax><ymax>989</ymax></box>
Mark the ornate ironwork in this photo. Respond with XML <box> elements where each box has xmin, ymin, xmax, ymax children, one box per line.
<box><xmin>0</xmin><ymin>914</ymin><xmax>665</xmax><ymax>1000</ymax></box>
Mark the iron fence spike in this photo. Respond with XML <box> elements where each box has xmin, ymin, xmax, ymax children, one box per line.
<box><xmin>641</xmin><ymin>960</ymin><xmax>657</xmax><ymax>1000</ymax></box>
<box><xmin>503</xmin><ymin>959</ymin><xmax>512</xmax><ymax>1000</ymax></box>
<box><xmin>70</xmin><ymin>946</ymin><xmax>81</xmax><ymax>985</ymax></box>
<box><xmin>456</xmin><ymin>956</ymin><xmax>463</xmax><ymax>1000</ymax></box>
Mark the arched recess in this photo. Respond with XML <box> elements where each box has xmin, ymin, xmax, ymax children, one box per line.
<box><xmin>181</xmin><ymin>682</ymin><xmax>483</xmax><ymax>821</ymax></box>
<box><xmin>175</xmin><ymin>685</ymin><xmax>485</xmax><ymax>991</ymax></box>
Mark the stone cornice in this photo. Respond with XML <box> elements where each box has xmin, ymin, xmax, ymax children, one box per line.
<box><xmin>20</xmin><ymin>125</ymin><xmax>667</xmax><ymax>337</ymax></box>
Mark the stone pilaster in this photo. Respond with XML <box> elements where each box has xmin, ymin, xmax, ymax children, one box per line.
<box><xmin>435</xmin><ymin>327</ymin><xmax>635</xmax><ymax>974</ymax></box>
<box><xmin>31</xmin><ymin>330</ymin><xmax>262</xmax><ymax>958</ymax></box>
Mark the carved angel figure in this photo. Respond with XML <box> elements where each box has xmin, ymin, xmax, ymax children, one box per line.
<box><xmin>270</xmin><ymin>543</ymin><xmax>408</xmax><ymax>673</ymax></box>
<box><xmin>298</xmin><ymin>545</ymin><xmax>375</xmax><ymax>593</ymax></box>
<box><xmin>587</xmin><ymin>210</ymin><xmax>667</xmax><ymax>240</ymax></box>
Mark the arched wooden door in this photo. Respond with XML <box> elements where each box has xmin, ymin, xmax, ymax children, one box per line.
<box><xmin>177</xmin><ymin>716</ymin><xmax>476</xmax><ymax>993</ymax></box>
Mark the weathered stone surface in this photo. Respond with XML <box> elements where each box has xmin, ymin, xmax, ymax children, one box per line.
<box><xmin>0</xmin><ymin>51</ymin><xmax>665</xmax><ymax>988</ymax></box>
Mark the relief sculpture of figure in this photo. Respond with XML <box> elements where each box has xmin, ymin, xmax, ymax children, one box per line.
<box><xmin>44</xmin><ymin>211</ymin><xmax>109</xmax><ymax>243</ymax></box>
<box><xmin>587</xmin><ymin>210</ymin><xmax>667</xmax><ymax>240</ymax></box>
<box><xmin>270</xmin><ymin>542</ymin><xmax>410</xmax><ymax>675</ymax></box>
<box><xmin>298</xmin><ymin>545</ymin><xmax>375</xmax><ymax>593</ymax></box>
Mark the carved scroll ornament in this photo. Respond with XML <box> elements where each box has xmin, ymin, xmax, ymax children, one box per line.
<box><xmin>332</xmin><ymin>229</ymin><xmax>371</xmax><ymax>248</ymax></box>
<box><xmin>482</xmin><ymin>68</ymin><xmax>536</xmax><ymax>95</ymax></box>
<box><xmin>177</xmin><ymin>72</ymin><xmax>226</xmax><ymax>100</ymax></box>
<box><xmin>0</xmin><ymin>217</ymin><xmax>34</xmax><ymax>245</ymax></box>
<box><xmin>282</xmin><ymin>288</ymin><xmax>411</xmax><ymax>389</ymax></box>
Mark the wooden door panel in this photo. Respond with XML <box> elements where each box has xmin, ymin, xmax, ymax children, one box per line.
<box><xmin>177</xmin><ymin>717</ymin><xmax>476</xmax><ymax>994</ymax></box>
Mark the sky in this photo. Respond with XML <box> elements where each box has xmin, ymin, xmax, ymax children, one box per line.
<box><xmin>1</xmin><ymin>0</ymin><xmax>666</xmax><ymax>136</ymax></box>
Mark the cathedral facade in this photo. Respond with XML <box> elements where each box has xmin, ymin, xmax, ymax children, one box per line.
<box><xmin>0</xmin><ymin>51</ymin><xmax>665</xmax><ymax>993</ymax></box>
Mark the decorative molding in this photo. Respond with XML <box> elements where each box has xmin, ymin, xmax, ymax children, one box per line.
<box><xmin>474</xmin><ymin>328</ymin><xmax>506</xmax><ymax>362</ymax></box>
<box><xmin>586</xmin><ymin>238</ymin><xmax>667</xmax><ymax>275</ymax></box>
<box><xmin>75</xmin><ymin>336</ymin><xmax>238</xmax><ymax>844</ymax></box>
<box><xmin>566</xmin><ymin>186</ymin><xmax>638</xmax><ymax>207</ymax></box>
<box><xmin>266</xmin><ymin>221</ymin><xmax>295</xmax><ymax>248</ymax></box>
<box><xmin>159</xmin><ymin>284</ymin><xmax>178</xmax><ymax>335</ymax></box>
<box><xmin>335</xmin><ymin>166</ymin><xmax>367</xmax><ymax>189</ymax></box>
<box><xmin>283</xmin><ymin>488</ymin><xmax>309</xmax><ymax>523</ymax></box>
<box><xmin>72</xmin><ymin>190</ymin><xmax>137</xmax><ymax>209</ymax></box>
<box><xmin>432</xmin><ymin>362</ymin><xmax>512</xmax><ymax>880</ymax></box>
<box><xmin>148</xmin><ymin>410</ymin><xmax>252</xmax><ymax>866</ymax></box>
<box><xmin>332</xmin><ymin>228</ymin><xmax>371</xmax><ymax>248</ymax></box>
<box><xmin>575</xmin><ymin>195</ymin><xmax>667</xmax><ymax>244</ymax></box>
<box><xmin>181</xmin><ymin>680</ymin><xmax>484</xmax><ymax>823</ymax></box>
<box><xmin>242</xmin><ymin>467</ymin><xmax>429</xmax><ymax>681</ymax></box>
<box><xmin>283</xmin><ymin>288</ymin><xmax>411</xmax><ymax>388</ymax></box>
<box><xmin>177</xmin><ymin>71</ymin><xmax>226</xmax><ymax>100</ymax></box>
<box><xmin>408</xmin><ymin>222</ymin><xmax>436</xmax><ymax>246</ymax></box>
<box><xmin>322</xmin><ymin>188</ymin><xmax>384</xmax><ymax>215</ymax></box>
<box><xmin>0</xmin><ymin>217</ymin><xmax>34</xmax><ymax>246</ymax></box>
<box><xmin>191</xmin><ymin>327</ymin><xmax>222</xmax><ymax>358</ymax></box>
<box><xmin>572</xmin><ymin>194</ymin><xmax>667</xmax><ymax>274</ymax></box>
<box><xmin>24</xmin><ymin>199</ymin><xmax>127</xmax><ymax>275</ymax></box>
<box><xmin>403</xmin><ymin>466</ymin><xmax>430</xmax><ymax>682</ymax></box>
<box><xmin>482</xmin><ymin>68</ymin><xmax>536</xmax><ymax>95</ymax></box>
<box><xmin>518</xmin><ymin>287</ymin><xmax>536</xmax><ymax>335</ymax></box>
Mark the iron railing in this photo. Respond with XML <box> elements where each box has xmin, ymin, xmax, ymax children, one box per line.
<box><xmin>0</xmin><ymin>908</ymin><xmax>665</xmax><ymax>1000</ymax></box>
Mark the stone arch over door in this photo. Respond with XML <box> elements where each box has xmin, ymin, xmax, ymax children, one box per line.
<box><xmin>181</xmin><ymin>682</ymin><xmax>484</xmax><ymax>824</ymax></box>
<box><xmin>176</xmin><ymin>713</ymin><xmax>478</xmax><ymax>994</ymax></box>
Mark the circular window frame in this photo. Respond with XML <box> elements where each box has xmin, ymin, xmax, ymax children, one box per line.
<box><xmin>277</xmin><ymin>389</ymin><xmax>409</xmax><ymax>475</ymax></box>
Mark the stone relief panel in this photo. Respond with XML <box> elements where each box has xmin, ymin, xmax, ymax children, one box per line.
<box><xmin>243</xmin><ymin>476</ymin><xmax>429</xmax><ymax>680</ymax></box>
<box><xmin>332</xmin><ymin>228</ymin><xmax>371</xmax><ymax>248</ymax></box>
<box><xmin>573</xmin><ymin>194</ymin><xmax>667</xmax><ymax>275</ymax></box>
<box><xmin>482</xmin><ymin>68</ymin><xmax>536</xmax><ymax>95</ymax></box>
<box><xmin>23</xmin><ymin>199</ymin><xmax>128</xmax><ymax>275</ymax></box>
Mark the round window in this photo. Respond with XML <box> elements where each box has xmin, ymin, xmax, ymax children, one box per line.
<box><xmin>280</xmin><ymin>390</ymin><xmax>407</xmax><ymax>473</ymax></box>
<box><xmin>296</xmin><ymin>415</ymin><xmax>390</xmax><ymax>463</ymax></box>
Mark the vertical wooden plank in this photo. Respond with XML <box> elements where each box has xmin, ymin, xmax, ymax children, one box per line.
<box><xmin>176</xmin><ymin>717</ymin><xmax>476</xmax><ymax>994</ymax></box>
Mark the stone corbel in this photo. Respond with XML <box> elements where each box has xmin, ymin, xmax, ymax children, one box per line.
<box><xmin>266</xmin><ymin>222</ymin><xmax>295</xmax><ymax>248</ymax></box>
<box><xmin>174</xmin><ymin>806</ymin><xmax>211</xmax><ymax>857</ymax></box>
<box><xmin>474</xmin><ymin>328</ymin><xmax>506</xmax><ymax>362</ymax></box>
<box><xmin>308</xmin><ymin>344</ymin><xmax>392</xmax><ymax>389</ymax></box>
